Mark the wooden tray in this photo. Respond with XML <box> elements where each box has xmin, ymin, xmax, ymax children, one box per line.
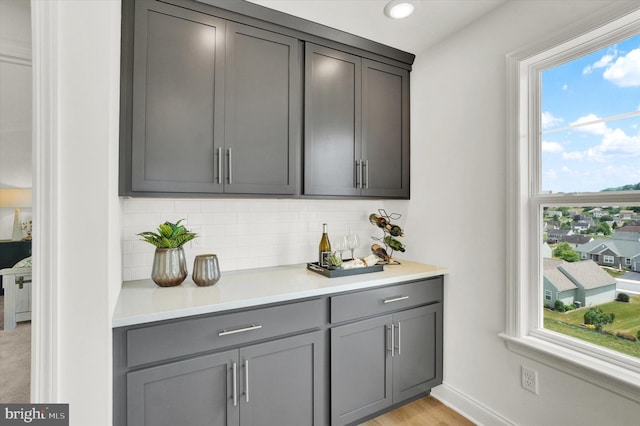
<box><xmin>306</xmin><ymin>261</ymin><xmax>383</xmax><ymax>278</ymax></box>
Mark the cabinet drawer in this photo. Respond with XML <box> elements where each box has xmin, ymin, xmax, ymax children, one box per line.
<box><xmin>127</xmin><ymin>298</ymin><xmax>324</xmax><ymax>367</ymax></box>
<box><xmin>330</xmin><ymin>277</ymin><xmax>443</xmax><ymax>323</ymax></box>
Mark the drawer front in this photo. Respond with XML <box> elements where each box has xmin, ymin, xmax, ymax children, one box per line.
<box><xmin>127</xmin><ymin>298</ymin><xmax>324</xmax><ymax>367</ymax></box>
<box><xmin>330</xmin><ymin>277</ymin><xmax>443</xmax><ymax>323</ymax></box>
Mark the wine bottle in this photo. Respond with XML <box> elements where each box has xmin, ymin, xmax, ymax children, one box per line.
<box><xmin>318</xmin><ymin>223</ymin><xmax>331</xmax><ymax>267</ymax></box>
<box><xmin>371</xmin><ymin>244</ymin><xmax>391</xmax><ymax>262</ymax></box>
<box><xmin>369</xmin><ymin>213</ymin><xmax>389</xmax><ymax>229</ymax></box>
<box><xmin>388</xmin><ymin>224</ymin><xmax>404</xmax><ymax>237</ymax></box>
<box><xmin>383</xmin><ymin>236</ymin><xmax>406</xmax><ymax>252</ymax></box>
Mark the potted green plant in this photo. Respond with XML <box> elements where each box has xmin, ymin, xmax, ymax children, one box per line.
<box><xmin>138</xmin><ymin>219</ymin><xmax>197</xmax><ymax>287</ymax></box>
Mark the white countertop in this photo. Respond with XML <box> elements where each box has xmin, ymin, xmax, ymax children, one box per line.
<box><xmin>112</xmin><ymin>259</ymin><xmax>448</xmax><ymax>327</ymax></box>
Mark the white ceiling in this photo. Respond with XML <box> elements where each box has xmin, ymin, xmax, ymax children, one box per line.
<box><xmin>246</xmin><ymin>0</ymin><xmax>509</xmax><ymax>55</ymax></box>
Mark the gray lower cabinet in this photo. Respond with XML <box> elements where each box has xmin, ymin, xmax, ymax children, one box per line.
<box><xmin>126</xmin><ymin>331</ymin><xmax>323</xmax><ymax>426</ymax></box>
<box><xmin>304</xmin><ymin>43</ymin><xmax>410</xmax><ymax>199</ymax></box>
<box><xmin>330</xmin><ymin>304</ymin><xmax>442</xmax><ymax>426</ymax></box>
<box><xmin>123</xmin><ymin>0</ymin><xmax>299</xmax><ymax>196</ymax></box>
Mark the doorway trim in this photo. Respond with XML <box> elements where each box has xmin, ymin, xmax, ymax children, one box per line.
<box><xmin>30</xmin><ymin>0</ymin><xmax>60</xmax><ymax>401</ymax></box>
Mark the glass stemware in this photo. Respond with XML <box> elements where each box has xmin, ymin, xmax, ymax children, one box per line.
<box><xmin>346</xmin><ymin>233</ymin><xmax>360</xmax><ymax>260</ymax></box>
<box><xmin>334</xmin><ymin>235</ymin><xmax>348</xmax><ymax>260</ymax></box>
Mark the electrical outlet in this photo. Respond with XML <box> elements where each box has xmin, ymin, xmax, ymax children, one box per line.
<box><xmin>190</xmin><ymin>226</ymin><xmax>203</xmax><ymax>248</ymax></box>
<box><xmin>521</xmin><ymin>366</ymin><xmax>538</xmax><ymax>394</ymax></box>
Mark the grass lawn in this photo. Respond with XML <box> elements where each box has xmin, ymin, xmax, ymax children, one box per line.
<box><xmin>544</xmin><ymin>294</ymin><xmax>640</xmax><ymax>358</ymax></box>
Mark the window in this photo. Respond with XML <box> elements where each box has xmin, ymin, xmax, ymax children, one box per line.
<box><xmin>545</xmin><ymin>290</ymin><xmax>552</xmax><ymax>302</ymax></box>
<box><xmin>504</xmin><ymin>4</ymin><xmax>640</xmax><ymax>403</ymax></box>
<box><xmin>626</xmin><ymin>258</ymin><xmax>632</xmax><ymax>266</ymax></box>
<box><xmin>603</xmin><ymin>255</ymin><xmax>615</xmax><ymax>264</ymax></box>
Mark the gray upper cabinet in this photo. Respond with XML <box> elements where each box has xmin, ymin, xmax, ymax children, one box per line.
<box><xmin>130</xmin><ymin>0</ymin><xmax>225</xmax><ymax>194</ymax></box>
<box><xmin>304</xmin><ymin>43</ymin><xmax>410</xmax><ymax>199</ymax></box>
<box><xmin>361</xmin><ymin>60</ymin><xmax>410</xmax><ymax>198</ymax></box>
<box><xmin>121</xmin><ymin>0</ymin><xmax>412</xmax><ymax>198</ymax></box>
<box><xmin>224</xmin><ymin>23</ymin><xmax>299</xmax><ymax>195</ymax></box>
<box><xmin>123</xmin><ymin>0</ymin><xmax>299</xmax><ymax>196</ymax></box>
<box><xmin>304</xmin><ymin>44</ymin><xmax>362</xmax><ymax>197</ymax></box>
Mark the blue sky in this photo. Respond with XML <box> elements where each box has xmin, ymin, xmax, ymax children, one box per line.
<box><xmin>541</xmin><ymin>33</ymin><xmax>640</xmax><ymax>193</ymax></box>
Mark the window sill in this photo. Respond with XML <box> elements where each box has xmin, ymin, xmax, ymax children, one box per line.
<box><xmin>499</xmin><ymin>332</ymin><xmax>640</xmax><ymax>404</ymax></box>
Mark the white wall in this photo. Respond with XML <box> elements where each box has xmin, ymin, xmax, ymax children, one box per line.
<box><xmin>0</xmin><ymin>0</ymin><xmax>32</xmax><ymax>240</ymax></box>
<box><xmin>35</xmin><ymin>0</ymin><xmax>122</xmax><ymax>424</ymax></box>
<box><xmin>405</xmin><ymin>1</ymin><xmax>640</xmax><ymax>424</ymax></box>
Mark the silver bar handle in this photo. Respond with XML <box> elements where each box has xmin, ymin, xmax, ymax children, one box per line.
<box><xmin>218</xmin><ymin>324</ymin><xmax>263</xmax><ymax>336</ymax></box>
<box><xmin>355</xmin><ymin>160</ymin><xmax>361</xmax><ymax>188</ymax></box>
<box><xmin>387</xmin><ymin>324</ymin><xmax>393</xmax><ymax>357</ymax></box>
<box><xmin>232</xmin><ymin>362</ymin><xmax>238</xmax><ymax>407</ymax></box>
<box><xmin>244</xmin><ymin>359</ymin><xmax>250</xmax><ymax>403</ymax></box>
<box><xmin>363</xmin><ymin>160</ymin><xmax>369</xmax><ymax>189</ymax></box>
<box><xmin>383</xmin><ymin>295</ymin><xmax>409</xmax><ymax>304</ymax></box>
<box><xmin>391</xmin><ymin>323</ymin><xmax>395</xmax><ymax>357</ymax></box>
<box><xmin>396</xmin><ymin>322</ymin><xmax>401</xmax><ymax>355</ymax></box>
<box><xmin>227</xmin><ymin>148</ymin><xmax>232</xmax><ymax>184</ymax></box>
<box><xmin>217</xmin><ymin>147</ymin><xmax>222</xmax><ymax>184</ymax></box>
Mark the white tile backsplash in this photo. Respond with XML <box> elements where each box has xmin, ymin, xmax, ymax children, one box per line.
<box><xmin>122</xmin><ymin>197</ymin><xmax>408</xmax><ymax>281</ymax></box>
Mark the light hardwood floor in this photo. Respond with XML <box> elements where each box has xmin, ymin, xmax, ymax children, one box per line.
<box><xmin>361</xmin><ymin>396</ymin><xmax>475</xmax><ymax>426</ymax></box>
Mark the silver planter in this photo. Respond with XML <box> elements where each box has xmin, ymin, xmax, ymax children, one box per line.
<box><xmin>151</xmin><ymin>247</ymin><xmax>188</xmax><ymax>287</ymax></box>
<box><xmin>192</xmin><ymin>254</ymin><xmax>221</xmax><ymax>287</ymax></box>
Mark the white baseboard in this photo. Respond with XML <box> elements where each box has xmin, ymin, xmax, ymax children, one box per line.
<box><xmin>431</xmin><ymin>383</ymin><xmax>515</xmax><ymax>426</ymax></box>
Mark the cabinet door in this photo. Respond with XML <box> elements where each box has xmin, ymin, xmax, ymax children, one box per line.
<box><xmin>225</xmin><ymin>23</ymin><xmax>299</xmax><ymax>195</ymax></box>
<box><xmin>131</xmin><ymin>0</ymin><xmax>225</xmax><ymax>193</ymax></box>
<box><xmin>304</xmin><ymin>43</ymin><xmax>362</xmax><ymax>196</ymax></box>
<box><xmin>331</xmin><ymin>316</ymin><xmax>392</xmax><ymax>426</ymax></box>
<box><xmin>127</xmin><ymin>350</ymin><xmax>239</xmax><ymax>426</ymax></box>
<box><xmin>392</xmin><ymin>304</ymin><xmax>443</xmax><ymax>404</ymax></box>
<box><xmin>239</xmin><ymin>331</ymin><xmax>324</xmax><ymax>426</ymax></box>
<box><xmin>362</xmin><ymin>60</ymin><xmax>410</xmax><ymax>198</ymax></box>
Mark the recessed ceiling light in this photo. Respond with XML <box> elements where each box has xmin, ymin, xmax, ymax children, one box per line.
<box><xmin>384</xmin><ymin>0</ymin><xmax>415</xmax><ymax>19</ymax></box>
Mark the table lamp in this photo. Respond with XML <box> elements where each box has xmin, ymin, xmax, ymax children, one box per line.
<box><xmin>0</xmin><ymin>188</ymin><xmax>32</xmax><ymax>241</ymax></box>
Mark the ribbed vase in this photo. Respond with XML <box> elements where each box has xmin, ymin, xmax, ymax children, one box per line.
<box><xmin>151</xmin><ymin>247</ymin><xmax>187</xmax><ymax>287</ymax></box>
<box><xmin>192</xmin><ymin>254</ymin><xmax>221</xmax><ymax>287</ymax></box>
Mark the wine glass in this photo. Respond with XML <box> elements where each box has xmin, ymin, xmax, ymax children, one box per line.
<box><xmin>334</xmin><ymin>235</ymin><xmax>348</xmax><ymax>260</ymax></box>
<box><xmin>346</xmin><ymin>233</ymin><xmax>360</xmax><ymax>260</ymax></box>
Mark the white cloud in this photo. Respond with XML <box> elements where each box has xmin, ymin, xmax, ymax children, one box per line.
<box><xmin>583</xmin><ymin>50</ymin><xmax>616</xmax><ymax>75</ymax></box>
<box><xmin>603</xmin><ymin>48</ymin><xmax>640</xmax><ymax>87</ymax></box>
<box><xmin>562</xmin><ymin>84</ymin><xmax>568</xmax><ymax>91</ymax></box>
<box><xmin>562</xmin><ymin>126</ymin><xmax>640</xmax><ymax>163</ymax></box>
<box><xmin>592</xmin><ymin>128</ymin><xmax>640</xmax><ymax>158</ymax></box>
<box><xmin>570</xmin><ymin>114</ymin><xmax>608</xmax><ymax>135</ymax></box>
<box><xmin>541</xmin><ymin>111</ymin><xmax>563</xmax><ymax>129</ymax></box>
<box><xmin>542</xmin><ymin>141</ymin><xmax>563</xmax><ymax>153</ymax></box>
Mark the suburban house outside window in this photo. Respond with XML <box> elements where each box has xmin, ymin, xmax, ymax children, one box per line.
<box><xmin>504</xmin><ymin>4</ymin><xmax>640</xmax><ymax>403</ymax></box>
<box><xmin>626</xmin><ymin>258</ymin><xmax>632</xmax><ymax>266</ymax></box>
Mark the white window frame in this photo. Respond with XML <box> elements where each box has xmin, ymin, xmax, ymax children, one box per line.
<box><xmin>626</xmin><ymin>258</ymin><xmax>632</xmax><ymax>266</ymax></box>
<box><xmin>544</xmin><ymin>290</ymin><xmax>552</xmax><ymax>302</ymax></box>
<box><xmin>502</xmin><ymin>4</ymin><xmax>640</xmax><ymax>403</ymax></box>
<box><xmin>603</xmin><ymin>255</ymin><xmax>615</xmax><ymax>264</ymax></box>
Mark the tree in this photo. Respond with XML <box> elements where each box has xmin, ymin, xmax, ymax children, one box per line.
<box><xmin>553</xmin><ymin>242</ymin><xmax>579</xmax><ymax>262</ymax></box>
<box><xmin>598</xmin><ymin>222</ymin><xmax>611</xmax><ymax>235</ymax></box>
<box><xmin>584</xmin><ymin>307</ymin><xmax>615</xmax><ymax>332</ymax></box>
